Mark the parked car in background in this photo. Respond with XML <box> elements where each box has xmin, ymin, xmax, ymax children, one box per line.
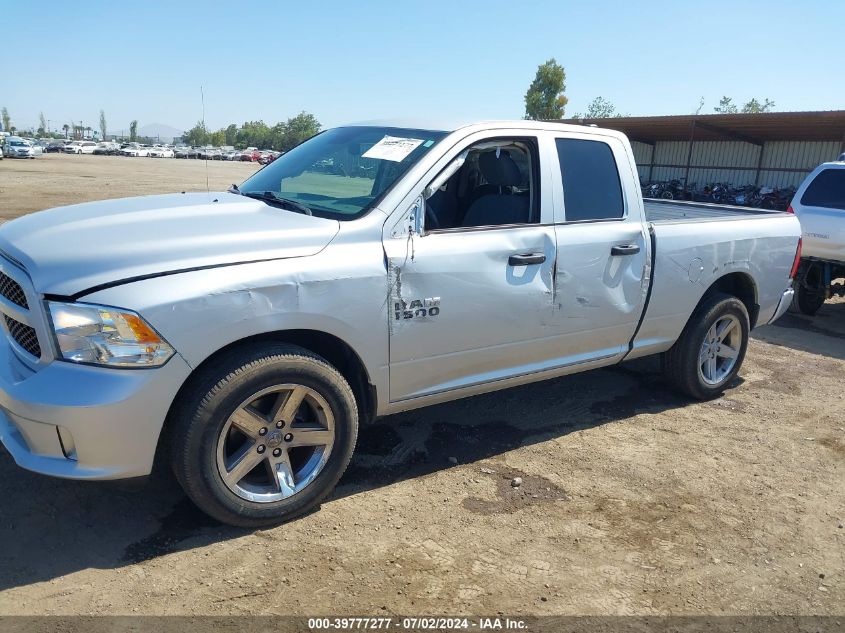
<box><xmin>789</xmin><ymin>161</ymin><xmax>845</xmax><ymax>315</ymax></box>
<box><xmin>197</xmin><ymin>147</ymin><xmax>222</xmax><ymax>160</ymax></box>
<box><xmin>3</xmin><ymin>137</ymin><xmax>43</xmax><ymax>158</ymax></box>
<box><xmin>258</xmin><ymin>150</ymin><xmax>280</xmax><ymax>165</ymax></box>
<box><xmin>148</xmin><ymin>146</ymin><xmax>175</xmax><ymax>158</ymax></box>
<box><xmin>93</xmin><ymin>142</ymin><xmax>120</xmax><ymax>155</ymax></box>
<box><xmin>239</xmin><ymin>147</ymin><xmax>260</xmax><ymax>161</ymax></box>
<box><xmin>64</xmin><ymin>141</ymin><xmax>97</xmax><ymax>155</ymax></box>
<box><xmin>0</xmin><ymin>120</ymin><xmax>801</xmax><ymax>527</ymax></box>
<box><xmin>45</xmin><ymin>141</ymin><xmax>66</xmax><ymax>153</ymax></box>
<box><xmin>121</xmin><ymin>145</ymin><xmax>151</xmax><ymax>157</ymax></box>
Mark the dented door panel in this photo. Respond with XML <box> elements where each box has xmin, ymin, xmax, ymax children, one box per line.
<box><xmin>384</xmin><ymin>226</ymin><xmax>557</xmax><ymax>401</ymax></box>
<box><xmin>550</xmin><ymin>221</ymin><xmax>650</xmax><ymax>359</ymax></box>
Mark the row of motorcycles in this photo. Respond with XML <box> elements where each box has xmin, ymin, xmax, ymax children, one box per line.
<box><xmin>641</xmin><ymin>179</ymin><xmax>796</xmax><ymax>211</ymax></box>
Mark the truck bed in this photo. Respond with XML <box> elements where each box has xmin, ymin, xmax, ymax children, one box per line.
<box><xmin>644</xmin><ymin>198</ymin><xmax>782</xmax><ymax>223</ymax></box>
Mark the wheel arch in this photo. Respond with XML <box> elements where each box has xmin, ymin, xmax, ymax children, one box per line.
<box><xmin>153</xmin><ymin>329</ymin><xmax>376</xmax><ymax>476</ymax></box>
<box><xmin>697</xmin><ymin>271</ymin><xmax>759</xmax><ymax>328</ymax></box>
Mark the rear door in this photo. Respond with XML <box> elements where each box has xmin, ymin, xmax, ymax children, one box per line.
<box><xmin>795</xmin><ymin>166</ymin><xmax>845</xmax><ymax>262</ymax></box>
<box><xmin>545</xmin><ymin>133</ymin><xmax>651</xmax><ymax>360</ymax></box>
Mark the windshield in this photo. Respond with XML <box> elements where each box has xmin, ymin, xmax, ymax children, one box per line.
<box><xmin>238</xmin><ymin>126</ymin><xmax>447</xmax><ymax>219</ymax></box>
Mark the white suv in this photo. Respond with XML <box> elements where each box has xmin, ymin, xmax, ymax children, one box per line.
<box><xmin>789</xmin><ymin>161</ymin><xmax>845</xmax><ymax>314</ymax></box>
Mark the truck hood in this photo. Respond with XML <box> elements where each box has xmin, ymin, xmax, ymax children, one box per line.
<box><xmin>0</xmin><ymin>192</ymin><xmax>340</xmax><ymax>296</ymax></box>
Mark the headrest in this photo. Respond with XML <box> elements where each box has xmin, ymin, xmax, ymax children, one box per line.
<box><xmin>478</xmin><ymin>150</ymin><xmax>522</xmax><ymax>187</ymax></box>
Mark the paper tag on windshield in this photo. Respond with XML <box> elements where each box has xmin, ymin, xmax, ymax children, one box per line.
<box><xmin>362</xmin><ymin>136</ymin><xmax>424</xmax><ymax>162</ymax></box>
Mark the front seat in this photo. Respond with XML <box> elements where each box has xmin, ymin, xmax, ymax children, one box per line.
<box><xmin>462</xmin><ymin>151</ymin><xmax>530</xmax><ymax>227</ymax></box>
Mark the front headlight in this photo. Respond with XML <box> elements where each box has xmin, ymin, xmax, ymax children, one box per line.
<box><xmin>47</xmin><ymin>301</ymin><xmax>174</xmax><ymax>368</ymax></box>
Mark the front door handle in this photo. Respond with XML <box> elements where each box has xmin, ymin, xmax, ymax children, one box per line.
<box><xmin>611</xmin><ymin>244</ymin><xmax>641</xmax><ymax>256</ymax></box>
<box><xmin>508</xmin><ymin>253</ymin><xmax>546</xmax><ymax>266</ymax></box>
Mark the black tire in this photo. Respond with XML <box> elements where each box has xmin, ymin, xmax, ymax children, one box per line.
<box><xmin>790</xmin><ymin>264</ymin><xmax>826</xmax><ymax>316</ymax></box>
<box><xmin>169</xmin><ymin>343</ymin><xmax>358</xmax><ymax>528</ymax></box>
<box><xmin>793</xmin><ymin>286</ymin><xmax>826</xmax><ymax>316</ymax></box>
<box><xmin>663</xmin><ymin>292</ymin><xmax>749</xmax><ymax>400</ymax></box>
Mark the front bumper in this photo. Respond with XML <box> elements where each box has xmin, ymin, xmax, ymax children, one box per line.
<box><xmin>767</xmin><ymin>287</ymin><xmax>794</xmax><ymax>324</ymax></box>
<box><xmin>0</xmin><ymin>339</ymin><xmax>192</xmax><ymax>480</ymax></box>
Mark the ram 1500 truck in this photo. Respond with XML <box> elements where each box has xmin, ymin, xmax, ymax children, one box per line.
<box><xmin>788</xmin><ymin>161</ymin><xmax>845</xmax><ymax>314</ymax></box>
<box><xmin>0</xmin><ymin>120</ymin><xmax>801</xmax><ymax>526</ymax></box>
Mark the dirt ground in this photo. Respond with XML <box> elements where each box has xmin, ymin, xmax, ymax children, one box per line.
<box><xmin>0</xmin><ymin>154</ymin><xmax>842</xmax><ymax>616</ymax></box>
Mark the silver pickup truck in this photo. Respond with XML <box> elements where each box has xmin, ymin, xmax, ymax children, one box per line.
<box><xmin>0</xmin><ymin>120</ymin><xmax>801</xmax><ymax>526</ymax></box>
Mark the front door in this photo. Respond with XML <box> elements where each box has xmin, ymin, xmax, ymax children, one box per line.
<box><xmin>384</xmin><ymin>135</ymin><xmax>559</xmax><ymax>402</ymax></box>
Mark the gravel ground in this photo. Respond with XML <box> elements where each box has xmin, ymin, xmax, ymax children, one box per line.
<box><xmin>0</xmin><ymin>155</ymin><xmax>842</xmax><ymax>616</ymax></box>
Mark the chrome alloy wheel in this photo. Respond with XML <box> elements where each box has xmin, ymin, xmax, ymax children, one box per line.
<box><xmin>216</xmin><ymin>384</ymin><xmax>335</xmax><ymax>503</ymax></box>
<box><xmin>698</xmin><ymin>315</ymin><xmax>742</xmax><ymax>386</ymax></box>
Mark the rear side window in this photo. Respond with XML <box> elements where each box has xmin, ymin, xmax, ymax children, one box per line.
<box><xmin>555</xmin><ymin>138</ymin><xmax>624</xmax><ymax>221</ymax></box>
<box><xmin>801</xmin><ymin>169</ymin><xmax>845</xmax><ymax>209</ymax></box>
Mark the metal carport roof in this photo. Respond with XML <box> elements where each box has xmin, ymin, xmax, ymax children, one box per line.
<box><xmin>568</xmin><ymin>110</ymin><xmax>845</xmax><ymax>146</ymax></box>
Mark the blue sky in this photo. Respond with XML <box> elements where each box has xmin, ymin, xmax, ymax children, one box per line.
<box><xmin>2</xmin><ymin>0</ymin><xmax>842</xmax><ymax>134</ymax></box>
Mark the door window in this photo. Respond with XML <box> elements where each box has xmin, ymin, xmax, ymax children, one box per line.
<box><xmin>801</xmin><ymin>169</ymin><xmax>845</xmax><ymax>210</ymax></box>
<box><xmin>555</xmin><ymin>138</ymin><xmax>624</xmax><ymax>221</ymax></box>
<box><xmin>425</xmin><ymin>139</ymin><xmax>538</xmax><ymax>230</ymax></box>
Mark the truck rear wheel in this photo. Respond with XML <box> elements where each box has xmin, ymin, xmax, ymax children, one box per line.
<box><xmin>663</xmin><ymin>292</ymin><xmax>749</xmax><ymax>400</ymax></box>
<box><xmin>170</xmin><ymin>343</ymin><xmax>358</xmax><ymax>527</ymax></box>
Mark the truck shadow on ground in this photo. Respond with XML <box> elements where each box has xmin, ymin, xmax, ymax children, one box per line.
<box><xmin>0</xmin><ymin>356</ymin><xmax>699</xmax><ymax>592</ymax></box>
<box><xmin>752</xmin><ymin>301</ymin><xmax>845</xmax><ymax>361</ymax></box>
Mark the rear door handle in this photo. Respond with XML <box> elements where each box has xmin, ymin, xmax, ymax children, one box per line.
<box><xmin>508</xmin><ymin>253</ymin><xmax>546</xmax><ymax>266</ymax></box>
<box><xmin>610</xmin><ymin>244</ymin><xmax>641</xmax><ymax>256</ymax></box>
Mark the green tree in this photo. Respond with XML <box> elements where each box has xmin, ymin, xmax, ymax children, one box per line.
<box><xmin>741</xmin><ymin>98</ymin><xmax>775</xmax><ymax>113</ymax></box>
<box><xmin>99</xmin><ymin>110</ymin><xmax>107</xmax><ymax>139</ymax></box>
<box><xmin>572</xmin><ymin>96</ymin><xmax>625</xmax><ymax>119</ymax></box>
<box><xmin>714</xmin><ymin>96</ymin><xmax>775</xmax><ymax>114</ymax></box>
<box><xmin>209</xmin><ymin>129</ymin><xmax>225</xmax><ymax>146</ymax></box>
<box><xmin>279</xmin><ymin>111</ymin><xmax>320</xmax><ymax>151</ymax></box>
<box><xmin>236</xmin><ymin>120</ymin><xmax>271</xmax><ymax>148</ymax></box>
<box><xmin>129</xmin><ymin>120</ymin><xmax>138</xmax><ymax>142</ymax></box>
<box><xmin>524</xmin><ymin>58</ymin><xmax>568</xmax><ymax>120</ymax></box>
<box><xmin>269</xmin><ymin>121</ymin><xmax>287</xmax><ymax>151</ymax></box>
<box><xmin>714</xmin><ymin>96</ymin><xmax>738</xmax><ymax>114</ymax></box>
<box><xmin>224</xmin><ymin>123</ymin><xmax>238</xmax><ymax>146</ymax></box>
<box><xmin>184</xmin><ymin>121</ymin><xmax>210</xmax><ymax>146</ymax></box>
<box><xmin>1</xmin><ymin>107</ymin><xmax>9</xmax><ymax>132</ymax></box>
<box><xmin>38</xmin><ymin>111</ymin><xmax>47</xmax><ymax>135</ymax></box>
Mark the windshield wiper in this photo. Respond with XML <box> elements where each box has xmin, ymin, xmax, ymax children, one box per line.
<box><xmin>239</xmin><ymin>190</ymin><xmax>313</xmax><ymax>216</ymax></box>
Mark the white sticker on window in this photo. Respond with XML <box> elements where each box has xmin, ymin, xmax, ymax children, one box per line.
<box><xmin>362</xmin><ymin>136</ymin><xmax>424</xmax><ymax>162</ymax></box>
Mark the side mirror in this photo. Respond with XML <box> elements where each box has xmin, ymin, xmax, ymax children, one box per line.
<box><xmin>424</xmin><ymin>151</ymin><xmax>468</xmax><ymax>199</ymax></box>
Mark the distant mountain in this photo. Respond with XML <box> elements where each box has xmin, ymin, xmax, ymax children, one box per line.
<box><xmin>137</xmin><ymin>123</ymin><xmax>185</xmax><ymax>142</ymax></box>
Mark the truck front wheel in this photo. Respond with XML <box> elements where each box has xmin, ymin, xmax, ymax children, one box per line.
<box><xmin>170</xmin><ymin>343</ymin><xmax>358</xmax><ymax>527</ymax></box>
<box><xmin>663</xmin><ymin>292</ymin><xmax>749</xmax><ymax>400</ymax></box>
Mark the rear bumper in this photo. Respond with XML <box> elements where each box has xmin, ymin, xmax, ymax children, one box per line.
<box><xmin>767</xmin><ymin>287</ymin><xmax>794</xmax><ymax>325</ymax></box>
<box><xmin>0</xmin><ymin>339</ymin><xmax>192</xmax><ymax>480</ymax></box>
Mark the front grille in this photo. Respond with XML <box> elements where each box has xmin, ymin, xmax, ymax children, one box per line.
<box><xmin>0</xmin><ymin>271</ymin><xmax>28</xmax><ymax>309</ymax></box>
<box><xmin>4</xmin><ymin>315</ymin><xmax>41</xmax><ymax>358</ymax></box>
